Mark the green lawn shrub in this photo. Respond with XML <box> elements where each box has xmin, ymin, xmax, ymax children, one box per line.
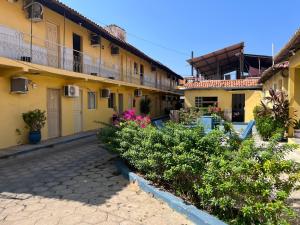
<box><xmin>99</xmin><ymin>121</ymin><xmax>300</xmax><ymax>225</ymax></box>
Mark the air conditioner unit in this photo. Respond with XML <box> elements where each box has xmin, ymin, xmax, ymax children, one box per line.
<box><xmin>90</xmin><ymin>33</ymin><xmax>100</xmax><ymax>47</ymax></box>
<box><xmin>101</xmin><ymin>88</ymin><xmax>110</xmax><ymax>98</ymax></box>
<box><xmin>63</xmin><ymin>85</ymin><xmax>79</xmax><ymax>97</ymax></box>
<box><xmin>24</xmin><ymin>0</ymin><xmax>44</xmax><ymax>22</ymax></box>
<box><xmin>111</xmin><ymin>46</ymin><xmax>120</xmax><ymax>55</ymax></box>
<box><xmin>134</xmin><ymin>89</ymin><xmax>142</xmax><ymax>97</ymax></box>
<box><xmin>11</xmin><ymin>77</ymin><xmax>29</xmax><ymax>94</ymax></box>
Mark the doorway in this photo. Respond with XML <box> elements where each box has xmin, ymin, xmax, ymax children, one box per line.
<box><xmin>232</xmin><ymin>94</ymin><xmax>245</xmax><ymax>122</ymax></box>
<box><xmin>73</xmin><ymin>33</ymin><xmax>82</xmax><ymax>73</ymax></box>
<box><xmin>140</xmin><ymin>64</ymin><xmax>144</xmax><ymax>85</ymax></box>
<box><xmin>47</xmin><ymin>89</ymin><xmax>61</xmax><ymax>138</ymax></box>
<box><xmin>73</xmin><ymin>90</ymin><xmax>83</xmax><ymax>133</ymax></box>
<box><xmin>46</xmin><ymin>22</ymin><xmax>59</xmax><ymax>67</ymax></box>
<box><xmin>118</xmin><ymin>93</ymin><xmax>124</xmax><ymax>114</ymax></box>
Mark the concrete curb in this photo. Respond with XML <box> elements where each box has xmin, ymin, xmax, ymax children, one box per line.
<box><xmin>116</xmin><ymin>160</ymin><xmax>227</xmax><ymax>225</ymax></box>
<box><xmin>0</xmin><ymin>132</ymin><xmax>96</xmax><ymax>159</ymax></box>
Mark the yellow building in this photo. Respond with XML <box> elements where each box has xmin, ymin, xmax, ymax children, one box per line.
<box><xmin>183</xmin><ymin>79</ymin><xmax>262</xmax><ymax>122</ymax></box>
<box><xmin>259</xmin><ymin>29</ymin><xmax>300</xmax><ymax>137</ymax></box>
<box><xmin>183</xmin><ymin>43</ymin><xmax>271</xmax><ymax>123</ymax></box>
<box><xmin>0</xmin><ymin>0</ymin><xmax>182</xmax><ymax>149</ymax></box>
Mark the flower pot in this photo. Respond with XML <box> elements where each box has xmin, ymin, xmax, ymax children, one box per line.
<box><xmin>29</xmin><ymin>130</ymin><xmax>41</xmax><ymax>144</ymax></box>
<box><xmin>294</xmin><ymin>129</ymin><xmax>300</xmax><ymax>138</ymax></box>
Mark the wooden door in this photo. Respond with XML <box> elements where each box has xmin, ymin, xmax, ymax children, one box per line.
<box><xmin>73</xmin><ymin>90</ymin><xmax>83</xmax><ymax>133</ymax></box>
<box><xmin>232</xmin><ymin>94</ymin><xmax>245</xmax><ymax>122</ymax></box>
<box><xmin>46</xmin><ymin>22</ymin><xmax>59</xmax><ymax>67</ymax></box>
<box><xmin>47</xmin><ymin>89</ymin><xmax>61</xmax><ymax>138</ymax></box>
<box><xmin>118</xmin><ymin>93</ymin><xmax>124</xmax><ymax>114</ymax></box>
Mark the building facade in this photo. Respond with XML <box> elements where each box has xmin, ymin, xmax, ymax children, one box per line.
<box><xmin>259</xmin><ymin>29</ymin><xmax>300</xmax><ymax>137</ymax></box>
<box><xmin>183</xmin><ymin>43</ymin><xmax>271</xmax><ymax>123</ymax></box>
<box><xmin>0</xmin><ymin>0</ymin><xmax>182</xmax><ymax>149</ymax></box>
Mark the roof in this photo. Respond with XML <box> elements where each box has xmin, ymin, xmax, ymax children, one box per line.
<box><xmin>259</xmin><ymin>61</ymin><xmax>289</xmax><ymax>83</ymax></box>
<box><xmin>259</xmin><ymin>29</ymin><xmax>300</xmax><ymax>83</ymax></box>
<box><xmin>37</xmin><ymin>0</ymin><xmax>182</xmax><ymax>79</ymax></box>
<box><xmin>187</xmin><ymin>42</ymin><xmax>244</xmax><ymax>76</ymax></box>
<box><xmin>187</xmin><ymin>43</ymin><xmax>272</xmax><ymax>77</ymax></box>
<box><xmin>274</xmin><ymin>29</ymin><xmax>300</xmax><ymax>63</ymax></box>
<box><xmin>183</xmin><ymin>79</ymin><xmax>262</xmax><ymax>90</ymax></box>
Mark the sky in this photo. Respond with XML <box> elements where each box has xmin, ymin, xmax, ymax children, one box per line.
<box><xmin>60</xmin><ymin>0</ymin><xmax>300</xmax><ymax>76</ymax></box>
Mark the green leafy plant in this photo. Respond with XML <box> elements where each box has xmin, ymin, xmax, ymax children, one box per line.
<box><xmin>195</xmin><ymin>133</ymin><xmax>300</xmax><ymax>225</ymax></box>
<box><xmin>178</xmin><ymin>107</ymin><xmax>206</xmax><ymax>125</ymax></box>
<box><xmin>99</xmin><ymin>120</ymin><xmax>300</xmax><ymax>225</ymax></box>
<box><xmin>22</xmin><ymin>109</ymin><xmax>46</xmax><ymax>132</ymax></box>
<box><xmin>140</xmin><ymin>98</ymin><xmax>151</xmax><ymax>115</ymax></box>
<box><xmin>259</xmin><ymin>89</ymin><xmax>294</xmax><ymax>132</ymax></box>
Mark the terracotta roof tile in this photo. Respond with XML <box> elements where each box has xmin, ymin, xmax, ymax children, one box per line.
<box><xmin>184</xmin><ymin>79</ymin><xmax>261</xmax><ymax>89</ymax></box>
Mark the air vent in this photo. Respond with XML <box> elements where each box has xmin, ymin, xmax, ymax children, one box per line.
<box><xmin>134</xmin><ymin>89</ymin><xmax>142</xmax><ymax>97</ymax></box>
<box><xmin>24</xmin><ymin>0</ymin><xmax>44</xmax><ymax>22</ymax></box>
<box><xmin>11</xmin><ymin>77</ymin><xmax>29</xmax><ymax>94</ymax></box>
<box><xmin>101</xmin><ymin>88</ymin><xmax>110</xmax><ymax>98</ymax></box>
<box><xmin>90</xmin><ymin>33</ymin><xmax>100</xmax><ymax>47</ymax></box>
<box><xmin>63</xmin><ymin>85</ymin><xmax>79</xmax><ymax>97</ymax></box>
<box><xmin>111</xmin><ymin>46</ymin><xmax>119</xmax><ymax>55</ymax></box>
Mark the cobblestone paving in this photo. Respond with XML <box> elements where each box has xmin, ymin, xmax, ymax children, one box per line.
<box><xmin>0</xmin><ymin>137</ymin><xmax>192</xmax><ymax>225</ymax></box>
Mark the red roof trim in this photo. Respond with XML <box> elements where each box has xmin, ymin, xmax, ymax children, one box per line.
<box><xmin>184</xmin><ymin>79</ymin><xmax>261</xmax><ymax>89</ymax></box>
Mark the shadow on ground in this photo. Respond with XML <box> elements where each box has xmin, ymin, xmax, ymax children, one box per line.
<box><xmin>0</xmin><ymin>137</ymin><xmax>128</xmax><ymax>206</ymax></box>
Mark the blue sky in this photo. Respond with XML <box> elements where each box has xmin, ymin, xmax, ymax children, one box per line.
<box><xmin>61</xmin><ymin>0</ymin><xmax>300</xmax><ymax>76</ymax></box>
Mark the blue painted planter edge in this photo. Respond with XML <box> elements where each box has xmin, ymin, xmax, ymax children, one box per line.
<box><xmin>115</xmin><ymin>160</ymin><xmax>227</xmax><ymax>225</ymax></box>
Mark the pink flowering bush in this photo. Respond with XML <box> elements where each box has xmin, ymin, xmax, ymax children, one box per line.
<box><xmin>113</xmin><ymin>109</ymin><xmax>151</xmax><ymax>128</ymax></box>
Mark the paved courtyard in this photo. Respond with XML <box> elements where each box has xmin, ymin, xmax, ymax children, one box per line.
<box><xmin>0</xmin><ymin>137</ymin><xmax>192</xmax><ymax>225</ymax></box>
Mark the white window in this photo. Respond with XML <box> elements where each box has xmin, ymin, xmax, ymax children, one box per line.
<box><xmin>88</xmin><ymin>92</ymin><xmax>97</xmax><ymax>109</ymax></box>
<box><xmin>195</xmin><ymin>97</ymin><xmax>218</xmax><ymax>108</ymax></box>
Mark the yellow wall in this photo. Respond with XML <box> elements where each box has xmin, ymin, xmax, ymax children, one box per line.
<box><xmin>0</xmin><ymin>71</ymin><xmax>166</xmax><ymax>149</ymax></box>
<box><xmin>184</xmin><ymin>89</ymin><xmax>262</xmax><ymax>122</ymax></box>
<box><xmin>0</xmin><ymin>1</ymin><xmax>179</xmax><ymax>149</ymax></box>
<box><xmin>263</xmin><ymin>71</ymin><xmax>288</xmax><ymax>96</ymax></box>
<box><xmin>0</xmin><ymin>0</ymin><xmax>176</xmax><ymax>89</ymax></box>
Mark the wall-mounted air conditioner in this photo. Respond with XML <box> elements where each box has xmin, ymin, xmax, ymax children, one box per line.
<box><xmin>101</xmin><ymin>88</ymin><xmax>110</xmax><ymax>98</ymax></box>
<box><xmin>90</xmin><ymin>33</ymin><xmax>100</xmax><ymax>47</ymax></box>
<box><xmin>11</xmin><ymin>77</ymin><xmax>29</xmax><ymax>94</ymax></box>
<box><xmin>134</xmin><ymin>89</ymin><xmax>142</xmax><ymax>97</ymax></box>
<box><xmin>111</xmin><ymin>46</ymin><xmax>119</xmax><ymax>55</ymax></box>
<box><xmin>24</xmin><ymin>0</ymin><xmax>44</xmax><ymax>22</ymax></box>
<box><xmin>63</xmin><ymin>85</ymin><xmax>79</xmax><ymax>97</ymax></box>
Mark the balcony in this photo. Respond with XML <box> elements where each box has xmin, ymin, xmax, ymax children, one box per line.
<box><xmin>0</xmin><ymin>27</ymin><xmax>176</xmax><ymax>91</ymax></box>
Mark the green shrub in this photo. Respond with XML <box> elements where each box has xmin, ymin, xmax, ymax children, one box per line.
<box><xmin>22</xmin><ymin>109</ymin><xmax>46</xmax><ymax>132</ymax></box>
<box><xmin>97</xmin><ymin>125</ymin><xmax>119</xmax><ymax>150</ymax></box>
<box><xmin>254</xmin><ymin>106</ymin><xmax>283</xmax><ymax>140</ymax></box>
<box><xmin>100</xmin><ymin>120</ymin><xmax>300</xmax><ymax>224</ymax></box>
<box><xmin>194</xmin><ymin>134</ymin><xmax>300</xmax><ymax>225</ymax></box>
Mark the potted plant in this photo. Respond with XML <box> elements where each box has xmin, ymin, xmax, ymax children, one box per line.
<box><xmin>294</xmin><ymin>119</ymin><xmax>300</xmax><ymax>138</ymax></box>
<box><xmin>22</xmin><ymin>109</ymin><xmax>46</xmax><ymax>144</ymax></box>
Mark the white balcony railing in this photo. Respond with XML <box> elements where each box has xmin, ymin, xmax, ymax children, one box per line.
<box><xmin>0</xmin><ymin>25</ymin><xmax>176</xmax><ymax>91</ymax></box>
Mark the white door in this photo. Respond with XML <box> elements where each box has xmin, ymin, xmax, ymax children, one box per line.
<box><xmin>73</xmin><ymin>90</ymin><xmax>83</xmax><ymax>133</ymax></box>
<box><xmin>47</xmin><ymin>89</ymin><xmax>61</xmax><ymax>138</ymax></box>
<box><xmin>46</xmin><ymin>22</ymin><xmax>59</xmax><ymax>67</ymax></box>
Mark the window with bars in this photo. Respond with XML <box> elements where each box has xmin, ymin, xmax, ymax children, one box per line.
<box><xmin>195</xmin><ymin>97</ymin><xmax>218</xmax><ymax>108</ymax></box>
<box><xmin>88</xmin><ymin>92</ymin><xmax>97</xmax><ymax>109</ymax></box>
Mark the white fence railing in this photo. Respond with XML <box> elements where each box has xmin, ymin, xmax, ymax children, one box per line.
<box><xmin>0</xmin><ymin>25</ymin><xmax>177</xmax><ymax>91</ymax></box>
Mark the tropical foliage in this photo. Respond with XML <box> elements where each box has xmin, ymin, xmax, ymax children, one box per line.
<box><xmin>22</xmin><ymin>109</ymin><xmax>46</xmax><ymax>132</ymax></box>
<box><xmin>254</xmin><ymin>89</ymin><xmax>293</xmax><ymax>140</ymax></box>
<box><xmin>99</xmin><ymin>120</ymin><xmax>300</xmax><ymax>225</ymax></box>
